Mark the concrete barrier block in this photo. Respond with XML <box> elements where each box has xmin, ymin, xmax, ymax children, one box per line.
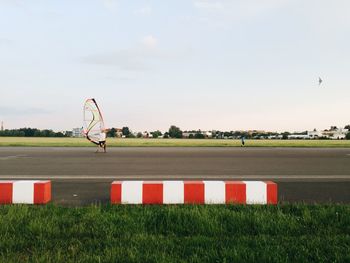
<box><xmin>0</xmin><ymin>180</ymin><xmax>51</xmax><ymax>204</ymax></box>
<box><xmin>111</xmin><ymin>181</ymin><xmax>277</xmax><ymax>205</ymax></box>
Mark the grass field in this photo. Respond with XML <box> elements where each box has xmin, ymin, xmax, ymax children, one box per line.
<box><xmin>0</xmin><ymin>137</ymin><xmax>350</xmax><ymax>147</ymax></box>
<box><xmin>0</xmin><ymin>204</ymin><xmax>349</xmax><ymax>262</ymax></box>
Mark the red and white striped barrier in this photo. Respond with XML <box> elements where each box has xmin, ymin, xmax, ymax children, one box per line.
<box><xmin>111</xmin><ymin>181</ymin><xmax>277</xmax><ymax>205</ymax></box>
<box><xmin>0</xmin><ymin>180</ymin><xmax>51</xmax><ymax>204</ymax></box>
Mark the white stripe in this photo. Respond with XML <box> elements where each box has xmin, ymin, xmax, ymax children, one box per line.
<box><xmin>243</xmin><ymin>181</ymin><xmax>267</xmax><ymax>204</ymax></box>
<box><xmin>121</xmin><ymin>181</ymin><xmax>143</xmax><ymax>204</ymax></box>
<box><xmin>163</xmin><ymin>181</ymin><xmax>184</xmax><ymax>204</ymax></box>
<box><xmin>13</xmin><ymin>180</ymin><xmax>38</xmax><ymax>204</ymax></box>
<box><xmin>204</xmin><ymin>181</ymin><xmax>225</xmax><ymax>204</ymax></box>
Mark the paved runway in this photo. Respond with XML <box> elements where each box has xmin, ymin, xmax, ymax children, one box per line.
<box><xmin>1</xmin><ymin>147</ymin><xmax>350</xmax><ymax>205</ymax></box>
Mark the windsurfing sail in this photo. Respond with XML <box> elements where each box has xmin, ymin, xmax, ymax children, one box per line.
<box><xmin>83</xmin><ymin>98</ymin><xmax>105</xmax><ymax>145</ymax></box>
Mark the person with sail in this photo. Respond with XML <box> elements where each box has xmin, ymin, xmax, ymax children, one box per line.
<box><xmin>83</xmin><ymin>98</ymin><xmax>108</xmax><ymax>153</ymax></box>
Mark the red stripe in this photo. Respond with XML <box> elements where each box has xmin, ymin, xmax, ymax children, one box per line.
<box><xmin>34</xmin><ymin>181</ymin><xmax>51</xmax><ymax>204</ymax></box>
<box><xmin>184</xmin><ymin>181</ymin><xmax>204</xmax><ymax>204</ymax></box>
<box><xmin>143</xmin><ymin>182</ymin><xmax>163</xmax><ymax>204</ymax></box>
<box><xmin>265</xmin><ymin>181</ymin><xmax>277</xmax><ymax>204</ymax></box>
<box><xmin>0</xmin><ymin>182</ymin><xmax>13</xmax><ymax>204</ymax></box>
<box><xmin>225</xmin><ymin>181</ymin><xmax>246</xmax><ymax>204</ymax></box>
<box><xmin>110</xmin><ymin>181</ymin><xmax>122</xmax><ymax>204</ymax></box>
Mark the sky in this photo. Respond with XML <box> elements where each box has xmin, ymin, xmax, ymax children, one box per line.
<box><xmin>0</xmin><ymin>0</ymin><xmax>349</xmax><ymax>132</ymax></box>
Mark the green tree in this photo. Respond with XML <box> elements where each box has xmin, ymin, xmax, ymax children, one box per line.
<box><xmin>151</xmin><ymin>130</ymin><xmax>162</xmax><ymax>138</ymax></box>
<box><xmin>107</xmin><ymin>128</ymin><xmax>116</xmax><ymax>138</ymax></box>
<box><xmin>55</xmin><ymin>132</ymin><xmax>65</xmax><ymax>137</ymax></box>
<box><xmin>282</xmin><ymin>132</ymin><xmax>290</xmax><ymax>140</ymax></box>
<box><xmin>122</xmin><ymin>127</ymin><xmax>130</xmax><ymax>137</ymax></box>
<box><xmin>194</xmin><ymin>133</ymin><xmax>205</xmax><ymax>139</ymax></box>
<box><xmin>168</xmin><ymin>125</ymin><xmax>182</xmax><ymax>138</ymax></box>
<box><xmin>34</xmin><ymin>130</ymin><xmax>42</xmax><ymax>137</ymax></box>
<box><xmin>136</xmin><ymin>132</ymin><xmax>142</xmax><ymax>138</ymax></box>
<box><xmin>346</xmin><ymin>132</ymin><xmax>350</xmax><ymax>140</ymax></box>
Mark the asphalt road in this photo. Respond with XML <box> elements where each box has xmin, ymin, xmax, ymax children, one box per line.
<box><xmin>1</xmin><ymin>147</ymin><xmax>350</xmax><ymax>205</ymax></box>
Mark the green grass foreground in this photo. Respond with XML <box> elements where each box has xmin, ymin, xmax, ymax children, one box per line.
<box><xmin>0</xmin><ymin>137</ymin><xmax>350</xmax><ymax>147</ymax></box>
<box><xmin>0</xmin><ymin>205</ymin><xmax>349</xmax><ymax>262</ymax></box>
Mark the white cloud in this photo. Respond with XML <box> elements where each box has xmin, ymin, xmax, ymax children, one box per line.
<box><xmin>194</xmin><ymin>0</ymin><xmax>223</xmax><ymax>10</ymax></box>
<box><xmin>134</xmin><ymin>6</ymin><xmax>152</xmax><ymax>16</ymax></box>
<box><xmin>102</xmin><ymin>0</ymin><xmax>118</xmax><ymax>9</ymax></box>
<box><xmin>81</xmin><ymin>36</ymin><xmax>190</xmax><ymax>72</ymax></box>
<box><xmin>82</xmin><ymin>35</ymin><xmax>159</xmax><ymax>71</ymax></box>
<box><xmin>0</xmin><ymin>38</ymin><xmax>13</xmax><ymax>46</ymax></box>
<box><xmin>82</xmin><ymin>37</ymin><xmax>160</xmax><ymax>71</ymax></box>
<box><xmin>193</xmin><ymin>0</ymin><xmax>291</xmax><ymax>26</ymax></box>
<box><xmin>0</xmin><ymin>0</ymin><xmax>24</xmax><ymax>7</ymax></box>
<box><xmin>0</xmin><ymin>107</ymin><xmax>52</xmax><ymax>116</ymax></box>
<box><xmin>82</xmin><ymin>49</ymin><xmax>149</xmax><ymax>71</ymax></box>
<box><xmin>142</xmin><ymin>35</ymin><xmax>158</xmax><ymax>48</ymax></box>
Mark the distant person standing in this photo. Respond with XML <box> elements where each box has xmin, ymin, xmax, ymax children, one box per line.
<box><xmin>241</xmin><ymin>136</ymin><xmax>245</xmax><ymax>147</ymax></box>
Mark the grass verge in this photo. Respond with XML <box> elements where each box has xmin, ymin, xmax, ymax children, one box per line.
<box><xmin>0</xmin><ymin>137</ymin><xmax>350</xmax><ymax>147</ymax></box>
<box><xmin>0</xmin><ymin>204</ymin><xmax>349</xmax><ymax>262</ymax></box>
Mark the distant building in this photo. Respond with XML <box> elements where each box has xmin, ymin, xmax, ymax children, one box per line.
<box><xmin>64</xmin><ymin>131</ymin><xmax>73</xmax><ymax>137</ymax></box>
<box><xmin>1</xmin><ymin>121</ymin><xmax>3</xmax><ymax>131</ymax></box>
<box><xmin>116</xmin><ymin>128</ymin><xmax>123</xmax><ymax>138</ymax></box>
<box><xmin>182</xmin><ymin>132</ymin><xmax>196</xmax><ymax>138</ymax></box>
<box><xmin>247</xmin><ymin>130</ymin><xmax>265</xmax><ymax>135</ymax></box>
<box><xmin>324</xmin><ymin>128</ymin><xmax>348</xmax><ymax>140</ymax></box>
<box><xmin>307</xmin><ymin>130</ymin><xmax>323</xmax><ymax>139</ymax></box>
<box><xmin>205</xmin><ymin>131</ymin><xmax>213</xmax><ymax>138</ymax></box>
<box><xmin>143</xmin><ymin>131</ymin><xmax>149</xmax><ymax>138</ymax></box>
<box><xmin>288</xmin><ymin>134</ymin><xmax>309</xmax><ymax>139</ymax></box>
<box><xmin>72</xmin><ymin>127</ymin><xmax>83</xmax><ymax>137</ymax></box>
<box><xmin>304</xmin><ymin>128</ymin><xmax>349</xmax><ymax>140</ymax></box>
<box><xmin>183</xmin><ymin>130</ymin><xmax>213</xmax><ymax>139</ymax></box>
<box><xmin>267</xmin><ymin>135</ymin><xmax>283</xmax><ymax>139</ymax></box>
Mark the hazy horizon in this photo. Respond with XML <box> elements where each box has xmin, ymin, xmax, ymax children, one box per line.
<box><xmin>1</xmin><ymin>1</ymin><xmax>349</xmax><ymax>132</ymax></box>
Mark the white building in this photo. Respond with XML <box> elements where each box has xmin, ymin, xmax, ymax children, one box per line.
<box><xmin>205</xmin><ymin>131</ymin><xmax>213</xmax><ymax>138</ymax></box>
<box><xmin>307</xmin><ymin>130</ymin><xmax>323</xmax><ymax>139</ymax></box>
<box><xmin>288</xmin><ymin>134</ymin><xmax>309</xmax><ymax>139</ymax></box>
<box><xmin>326</xmin><ymin>128</ymin><xmax>349</xmax><ymax>140</ymax></box>
<box><xmin>72</xmin><ymin>127</ymin><xmax>83</xmax><ymax>137</ymax></box>
<box><xmin>307</xmin><ymin>128</ymin><xmax>349</xmax><ymax>140</ymax></box>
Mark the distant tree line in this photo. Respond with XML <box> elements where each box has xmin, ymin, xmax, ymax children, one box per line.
<box><xmin>106</xmin><ymin>124</ymin><xmax>350</xmax><ymax>140</ymax></box>
<box><xmin>0</xmin><ymin>128</ymin><xmax>67</xmax><ymax>137</ymax></box>
<box><xmin>1</xmin><ymin>125</ymin><xmax>349</xmax><ymax>139</ymax></box>
<box><xmin>107</xmin><ymin>127</ymin><xmax>165</xmax><ymax>139</ymax></box>
<box><xmin>107</xmin><ymin>127</ymin><xmax>136</xmax><ymax>138</ymax></box>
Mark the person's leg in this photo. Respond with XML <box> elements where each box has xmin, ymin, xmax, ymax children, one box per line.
<box><xmin>96</xmin><ymin>142</ymin><xmax>103</xmax><ymax>153</ymax></box>
<box><xmin>103</xmin><ymin>142</ymin><xmax>106</xmax><ymax>153</ymax></box>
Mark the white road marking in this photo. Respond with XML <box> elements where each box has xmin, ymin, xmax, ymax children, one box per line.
<box><xmin>0</xmin><ymin>155</ymin><xmax>28</xmax><ymax>160</ymax></box>
<box><xmin>0</xmin><ymin>174</ymin><xmax>349</xmax><ymax>180</ymax></box>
